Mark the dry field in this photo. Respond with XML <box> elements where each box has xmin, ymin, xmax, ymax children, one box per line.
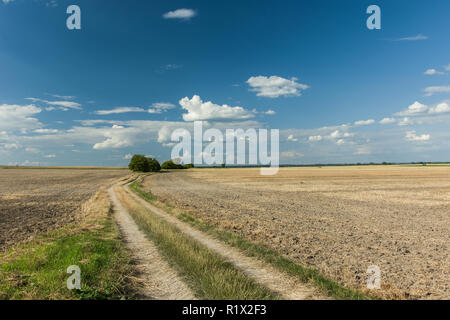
<box><xmin>0</xmin><ymin>168</ymin><xmax>128</xmax><ymax>250</ymax></box>
<box><xmin>142</xmin><ymin>166</ymin><xmax>450</xmax><ymax>299</ymax></box>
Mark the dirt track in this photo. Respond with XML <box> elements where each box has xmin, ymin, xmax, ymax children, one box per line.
<box><xmin>142</xmin><ymin>166</ymin><xmax>450</xmax><ymax>299</ymax></box>
<box><xmin>0</xmin><ymin>168</ymin><xmax>128</xmax><ymax>250</ymax></box>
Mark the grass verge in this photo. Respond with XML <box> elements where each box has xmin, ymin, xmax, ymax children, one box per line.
<box><xmin>116</xmin><ymin>186</ymin><xmax>276</xmax><ymax>300</ymax></box>
<box><xmin>0</xmin><ymin>189</ymin><xmax>132</xmax><ymax>300</ymax></box>
<box><xmin>129</xmin><ymin>178</ymin><xmax>371</xmax><ymax>300</ymax></box>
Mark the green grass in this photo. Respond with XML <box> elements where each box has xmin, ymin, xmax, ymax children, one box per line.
<box><xmin>0</xmin><ymin>195</ymin><xmax>132</xmax><ymax>300</ymax></box>
<box><xmin>121</xmin><ymin>185</ymin><xmax>276</xmax><ymax>300</ymax></box>
<box><xmin>129</xmin><ymin>179</ymin><xmax>371</xmax><ymax>300</ymax></box>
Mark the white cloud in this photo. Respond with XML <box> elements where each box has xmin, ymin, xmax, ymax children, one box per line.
<box><xmin>428</xmin><ymin>102</ymin><xmax>450</xmax><ymax>114</ymax></box>
<box><xmin>163</xmin><ymin>8</ymin><xmax>197</xmax><ymax>20</ymax></box>
<box><xmin>123</xmin><ymin>154</ymin><xmax>133</xmax><ymax>160</ymax></box>
<box><xmin>157</xmin><ymin>126</ymin><xmax>172</xmax><ymax>144</ymax></box>
<box><xmin>50</xmin><ymin>94</ymin><xmax>75</xmax><ymax>100</ymax></box>
<box><xmin>329</xmin><ymin>130</ymin><xmax>340</xmax><ymax>138</ymax></box>
<box><xmin>44</xmin><ymin>154</ymin><xmax>56</xmax><ymax>158</ymax></box>
<box><xmin>379</xmin><ymin>117</ymin><xmax>396</xmax><ymax>124</ymax></box>
<box><xmin>246</xmin><ymin>76</ymin><xmax>309</xmax><ymax>98</ymax></box>
<box><xmin>398</xmin><ymin>117</ymin><xmax>413</xmax><ymax>126</ymax></box>
<box><xmin>424</xmin><ymin>69</ymin><xmax>444</xmax><ymax>75</ymax></box>
<box><xmin>1</xmin><ymin>143</ymin><xmax>19</xmax><ymax>150</ymax></box>
<box><xmin>308</xmin><ymin>135</ymin><xmax>323</xmax><ymax>142</ymax></box>
<box><xmin>148</xmin><ymin>102</ymin><xmax>176</xmax><ymax>114</ymax></box>
<box><xmin>281</xmin><ymin>151</ymin><xmax>304</xmax><ymax>159</ymax></box>
<box><xmin>444</xmin><ymin>63</ymin><xmax>450</xmax><ymax>71</ymax></box>
<box><xmin>179</xmin><ymin>95</ymin><xmax>254</xmax><ymax>121</ymax></box>
<box><xmin>354</xmin><ymin>119</ymin><xmax>375</xmax><ymax>126</ymax></box>
<box><xmin>25</xmin><ymin>98</ymin><xmax>81</xmax><ymax>110</ymax></box>
<box><xmin>34</xmin><ymin>128</ymin><xmax>59</xmax><ymax>134</ymax></box>
<box><xmin>405</xmin><ymin>131</ymin><xmax>430</xmax><ymax>141</ymax></box>
<box><xmin>424</xmin><ymin>85</ymin><xmax>450</xmax><ymax>96</ymax></box>
<box><xmin>286</xmin><ymin>134</ymin><xmax>298</xmax><ymax>142</ymax></box>
<box><xmin>395</xmin><ymin>101</ymin><xmax>428</xmax><ymax>116</ymax></box>
<box><xmin>264</xmin><ymin>109</ymin><xmax>276</xmax><ymax>115</ymax></box>
<box><xmin>394</xmin><ymin>34</ymin><xmax>428</xmax><ymax>41</ymax></box>
<box><xmin>94</xmin><ymin>107</ymin><xmax>145</xmax><ymax>115</ymax></box>
<box><xmin>2</xmin><ymin>0</ymin><xmax>15</xmax><ymax>4</ymax></box>
<box><xmin>0</xmin><ymin>104</ymin><xmax>42</xmax><ymax>132</ymax></box>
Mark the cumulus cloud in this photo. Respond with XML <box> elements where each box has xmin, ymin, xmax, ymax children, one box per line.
<box><xmin>445</xmin><ymin>63</ymin><xmax>450</xmax><ymax>71</ymax></box>
<box><xmin>424</xmin><ymin>69</ymin><xmax>444</xmax><ymax>75</ymax></box>
<box><xmin>379</xmin><ymin>117</ymin><xmax>396</xmax><ymax>124</ymax></box>
<box><xmin>0</xmin><ymin>104</ymin><xmax>42</xmax><ymax>132</ymax></box>
<box><xmin>264</xmin><ymin>109</ymin><xmax>276</xmax><ymax>115</ymax></box>
<box><xmin>395</xmin><ymin>101</ymin><xmax>428</xmax><ymax>116</ymax></box>
<box><xmin>429</xmin><ymin>102</ymin><xmax>450</xmax><ymax>114</ymax></box>
<box><xmin>354</xmin><ymin>119</ymin><xmax>375</xmax><ymax>126</ymax></box>
<box><xmin>246</xmin><ymin>76</ymin><xmax>309</xmax><ymax>98</ymax></box>
<box><xmin>163</xmin><ymin>8</ymin><xmax>197</xmax><ymax>20</ymax></box>
<box><xmin>424</xmin><ymin>85</ymin><xmax>450</xmax><ymax>96</ymax></box>
<box><xmin>94</xmin><ymin>107</ymin><xmax>145</xmax><ymax>115</ymax></box>
<box><xmin>179</xmin><ymin>95</ymin><xmax>254</xmax><ymax>121</ymax></box>
<box><xmin>25</xmin><ymin>97</ymin><xmax>81</xmax><ymax>110</ymax></box>
<box><xmin>123</xmin><ymin>154</ymin><xmax>133</xmax><ymax>160</ymax></box>
<box><xmin>405</xmin><ymin>131</ymin><xmax>430</xmax><ymax>141</ymax></box>
<box><xmin>394</xmin><ymin>101</ymin><xmax>450</xmax><ymax>116</ymax></box>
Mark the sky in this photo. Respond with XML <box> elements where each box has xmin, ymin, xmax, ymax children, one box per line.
<box><xmin>1</xmin><ymin>0</ymin><xmax>450</xmax><ymax>166</ymax></box>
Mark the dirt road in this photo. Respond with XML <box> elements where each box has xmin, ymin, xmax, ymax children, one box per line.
<box><xmin>110</xmin><ymin>181</ymin><xmax>324</xmax><ymax>300</ymax></box>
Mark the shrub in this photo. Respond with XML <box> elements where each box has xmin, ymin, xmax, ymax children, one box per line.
<box><xmin>128</xmin><ymin>155</ymin><xmax>160</xmax><ymax>172</ymax></box>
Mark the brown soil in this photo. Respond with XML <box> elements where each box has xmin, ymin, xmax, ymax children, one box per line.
<box><xmin>141</xmin><ymin>166</ymin><xmax>450</xmax><ymax>299</ymax></box>
<box><xmin>0</xmin><ymin>168</ymin><xmax>128</xmax><ymax>250</ymax></box>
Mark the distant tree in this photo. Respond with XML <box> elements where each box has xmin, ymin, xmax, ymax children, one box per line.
<box><xmin>128</xmin><ymin>155</ymin><xmax>160</xmax><ymax>172</ymax></box>
<box><xmin>161</xmin><ymin>160</ymin><xmax>184</xmax><ymax>170</ymax></box>
<box><xmin>183</xmin><ymin>163</ymin><xmax>194</xmax><ymax>169</ymax></box>
<box><xmin>221</xmin><ymin>163</ymin><xmax>225</xmax><ymax>168</ymax></box>
<box><xmin>147</xmin><ymin>157</ymin><xmax>161</xmax><ymax>172</ymax></box>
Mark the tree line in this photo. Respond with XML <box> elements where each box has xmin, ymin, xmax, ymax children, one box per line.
<box><xmin>128</xmin><ymin>155</ymin><xmax>194</xmax><ymax>172</ymax></box>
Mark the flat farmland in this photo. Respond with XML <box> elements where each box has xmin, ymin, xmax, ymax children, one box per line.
<box><xmin>0</xmin><ymin>168</ymin><xmax>128</xmax><ymax>250</ymax></box>
<box><xmin>142</xmin><ymin>166</ymin><xmax>450</xmax><ymax>299</ymax></box>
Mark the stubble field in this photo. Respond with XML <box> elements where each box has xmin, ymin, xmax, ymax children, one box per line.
<box><xmin>0</xmin><ymin>168</ymin><xmax>128</xmax><ymax>251</ymax></box>
<box><xmin>142</xmin><ymin>166</ymin><xmax>450</xmax><ymax>299</ymax></box>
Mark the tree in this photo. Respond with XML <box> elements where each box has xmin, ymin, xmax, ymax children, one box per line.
<box><xmin>128</xmin><ymin>155</ymin><xmax>160</xmax><ymax>172</ymax></box>
<box><xmin>161</xmin><ymin>160</ymin><xmax>184</xmax><ymax>170</ymax></box>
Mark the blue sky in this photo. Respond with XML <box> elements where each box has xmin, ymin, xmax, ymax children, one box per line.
<box><xmin>1</xmin><ymin>0</ymin><xmax>450</xmax><ymax>166</ymax></box>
